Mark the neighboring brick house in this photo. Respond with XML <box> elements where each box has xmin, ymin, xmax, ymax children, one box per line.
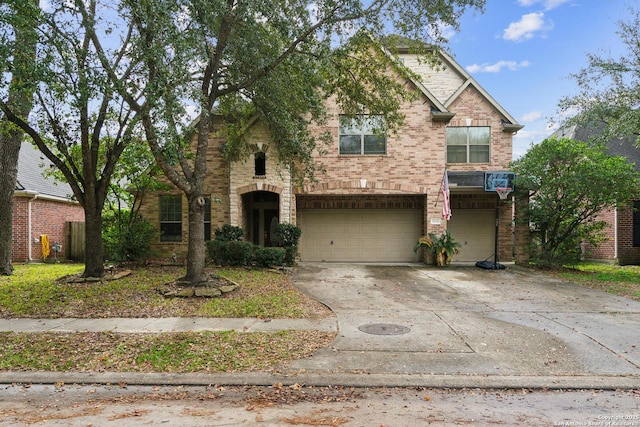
<box><xmin>554</xmin><ymin>125</ymin><xmax>640</xmax><ymax>265</ymax></box>
<box><xmin>12</xmin><ymin>142</ymin><xmax>84</xmax><ymax>263</ymax></box>
<box><xmin>138</xmin><ymin>45</ymin><xmax>523</xmax><ymax>264</ymax></box>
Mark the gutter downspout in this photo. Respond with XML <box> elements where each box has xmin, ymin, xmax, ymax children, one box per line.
<box><xmin>27</xmin><ymin>193</ymin><xmax>38</xmax><ymax>263</ymax></box>
<box><xmin>614</xmin><ymin>207</ymin><xmax>618</xmax><ymax>261</ymax></box>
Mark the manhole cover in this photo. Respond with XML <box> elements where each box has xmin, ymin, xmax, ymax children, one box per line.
<box><xmin>358</xmin><ymin>323</ymin><xmax>410</xmax><ymax>335</ymax></box>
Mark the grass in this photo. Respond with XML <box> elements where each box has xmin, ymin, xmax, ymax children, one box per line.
<box><xmin>0</xmin><ymin>263</ymin><xmax>335</xmax><ymax>373</ymax></box>
<box><xmin>0</xmin><ymin>264</ymin><xmax>330</xmax><ymax>319</ymax></box>
<box><xmin>0</xmin><ymin>330</ymin><xmax>335</xmax><ymax>373</ymax></box>
<box><xmin>559</xmin><ymin>262</ymin><xmax>640</xmax><ymax>301</ymax></box>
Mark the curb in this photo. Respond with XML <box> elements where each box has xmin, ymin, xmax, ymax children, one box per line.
<box><xmin>1</xmin><ymin>371</ymin><xmax>638</xmax><ymax>391</ymax></box>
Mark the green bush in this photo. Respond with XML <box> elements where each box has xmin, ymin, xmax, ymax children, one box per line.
<box><xmin>254</xmin><ymin>247</ymin><xmax>286</xmax><ymax>268</ymax></box>
<box><xmin>207</xmin><ymin>240</ymin><xmax>254</xmax><ymax>266</ymax></box>
<box><xmin>214</xmin><ymin>224</ymin><xmax>244</xmax><ymax>242</ymax></box>
<box><xmin>102</xmin><ymin>210</ymin><xmax>156</xmax><ymax>263</ymax></box>
<box><xmin>274</xmin><ymin>223</ymin><xmax>302</xmax><ymax>247</ymax></box>
<box><xmin>274</xmin><ymin>223</ymin><xmax>301</xmax><ymax>265</ymax></box>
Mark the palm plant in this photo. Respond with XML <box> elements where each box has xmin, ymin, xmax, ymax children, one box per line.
<box><xmin>414</xmin><ymin>230</ymin><xmax>461</xmax><ymax>267</ymax></box>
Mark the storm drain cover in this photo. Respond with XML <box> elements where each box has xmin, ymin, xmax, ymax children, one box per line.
<box><xmin>358</xmin><ymin>323</ymin><xmax>410</xmax><ymax>335</ymax></box>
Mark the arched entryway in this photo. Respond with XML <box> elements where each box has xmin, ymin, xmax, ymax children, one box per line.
<box><xmin>241</xmin><ymin>191</ymin><xmax>280</xmax><ymax>246</ymax></box>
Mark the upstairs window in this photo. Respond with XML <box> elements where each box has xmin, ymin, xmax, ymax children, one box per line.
<box><xmin>159</xmin><ymin>195</ymin><xmax>182</xmax><ymax>242</ymax></box>
<box><xmin>339</xmin><ymin>115</ymin><xmax>386</xmax><ymax>155</ymax></box>
<box><xmin>254</xmin><ymin>152</ymin><xmax>266</xmax><ymax>176</ymax></box>
<box><xmin>447</xmin><ymin>126</ymin><xmax>490</xmax><ymax>163</ymax></box>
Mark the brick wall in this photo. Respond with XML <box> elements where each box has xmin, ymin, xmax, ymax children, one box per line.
<box><xmin>12</xmin><ymin>195</ymin><xmax>84</xmax><ymax>263</ymax></box>
<box><xmin>582</xmin><ymin>207</ymin><xmax>616</xmax><ymax>261</ymax></box>
<box><xmin>137</xmin><ymin>118</ymin><xmax>231</xmax><ymax>260</ymax></box>
<box><xmin>617</xmin><ymin>202</ymin><xmax>640</xmax><ymax>265</ymax></box>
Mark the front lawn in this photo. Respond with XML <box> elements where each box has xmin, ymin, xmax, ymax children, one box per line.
<box><xmin>0</xmin><ymin>263</ymin><xmax>335</xmax><ymax>373</ymax></box>
<box><xmin>0</xmin><ymin>330</ymin><xmax>334</xmax><ymax>373</ymax></box>
<box><xmin>559</xmin><ymin>263</ymin><xmax>640</xmax><ymax>301</ymax></box>
<box><xmin>0</xmin><ymin>264</ymin><xmax>332</xmax><ymax>319</ymax></box>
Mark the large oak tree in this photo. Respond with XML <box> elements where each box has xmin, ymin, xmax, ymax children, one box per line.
<box><xmin>102</xmin><ymin>0</ymin><xmax>485</xmax><ymax>284</ymax></box>
<box><xmin>0</xmin><ymin>0</ymin><xmax>143</xmax><ymax>278</ymax></box>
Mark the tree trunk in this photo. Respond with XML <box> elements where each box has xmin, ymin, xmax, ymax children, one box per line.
<box><xmin>82</xmin><ymin>203</ymin><xmax>105</xmax><ymax>278</ymax></box>
<box><xmin>0</xmin><ymin>129</ymin><xmax>21</xmax><ymax>276</ymax></box>
<box><xmin>0</xmin><ymin>0</ymin><xmax>37</xmax><ymax>275</ymax></box>
<box><xmin>184</xmin><ymin>194</ymin><xmax>206</xmax><ymax>284</ymax></box>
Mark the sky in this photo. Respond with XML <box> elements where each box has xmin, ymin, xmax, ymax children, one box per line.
<box><xmin>444</xmin><ymin>0</ymin><xmax>634</xmax><ymax>158</ymax></box>
<box><xmin>35</xmin><ymin>0</ymin><xmax>632</xmax><ymax>160</ymax></box>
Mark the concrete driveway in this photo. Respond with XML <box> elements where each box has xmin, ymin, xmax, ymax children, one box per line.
<box><xmin>290</xmin><ymin>263</ymin><xmax>640</xmax><ymax>388</ymax></box>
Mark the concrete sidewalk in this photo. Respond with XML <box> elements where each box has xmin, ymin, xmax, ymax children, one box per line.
<box><xmin>1</xmin><ymin>263</ymin><xmax>640</xmax><ymax>390</ymax></box>
<box><xmin>0</xmin><ymin>317</ymin><xmax>337</xmax><ymax>333</ymax></box>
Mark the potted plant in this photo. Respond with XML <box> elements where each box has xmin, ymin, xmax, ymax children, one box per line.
<box><xmin>414</xmin><ymin>230</ymin><xmax>461</xmax><ymax>267</ymax></box>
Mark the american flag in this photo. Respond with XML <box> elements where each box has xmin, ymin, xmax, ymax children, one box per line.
<box><xmin>441</xmin><ymin>170</ymin><xmax>451</xmax><ymax>220</ymax></box>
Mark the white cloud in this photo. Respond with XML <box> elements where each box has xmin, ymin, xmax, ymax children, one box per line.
<box><xmin>429</xmin><ymin>21</ymin><xmax>457</xmax><ymax>41</ymax></box>
<box><xmin>503</xmin><ymin>13</ymin><xmax>548</xmax><ymax>42</ymax></box>
<box><xmin>521</xmin><ymin>111</ymin><xmax>543</xmax><ymax>122</ymax></box>
<box><xmin>517</xmin><ymin>0</ymin><xmax>570</xmax><ymax>10</ymax></box>
<box><xmin>465</xmin><ymin>60</ymin><xmax>530</xmax><ymax>73</ymax></box>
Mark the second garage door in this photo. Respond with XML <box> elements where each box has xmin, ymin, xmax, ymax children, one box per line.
<box><xmin>298</xmin><ymin>209</ymin><xmax>422</xmax><ymax>262</ymax></box>
<box><xmin>447</xmin><ymin>209</ymin><xmax>495</xmax><ymax>262</ymax></box>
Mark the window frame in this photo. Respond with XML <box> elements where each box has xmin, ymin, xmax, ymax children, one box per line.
<box><xmin>633</xmin><ymin>200</ymin><xmax>640</xmax><ymax>247</ymax></box>
<box><xmin>204</xmin><ymin>196</ymin><xmax>212</xmax><ymax>241</ymax></box>
<box><xmin>159</xmin><ymin>195</ymin><xmax>182</xmax><ymax>242</ymax></box>
<box><xmin>339</xmin><ymin>114</ymin><xmax>387</xmax><ymax>155</ymax></box>
<box><xmin>254</xmin><ymin>152</ymin><xmax>266</xmax><ymax>177</ymax></box>
<box><xmin>446</xmin><ymin>126</ymin><xmax>491</xmax><ymax>163</ymax></box>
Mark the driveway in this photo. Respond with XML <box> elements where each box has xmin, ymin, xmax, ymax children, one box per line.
<box><xmin>290</xmin><ymin>263</ymin><xmax>640</xmax><ymax>387</ymax></box>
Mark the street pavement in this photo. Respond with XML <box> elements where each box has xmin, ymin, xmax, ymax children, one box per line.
<box><xmin>1</xmin><ymin>263</ymin><xmax>639</xmax><ymax>390</ymax></box>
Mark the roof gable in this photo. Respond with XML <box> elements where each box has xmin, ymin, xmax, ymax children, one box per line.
<box><xmin>393</xmin><ymin>47</ymin><xmax>523</xmax><ymax>132</ymax></box>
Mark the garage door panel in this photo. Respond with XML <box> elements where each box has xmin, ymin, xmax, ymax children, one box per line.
<box><xmin>298</xmin><ymin>209</ymin><xmax>422</xmax><ymax>262</ymax></box>
<box><xmin>448</xmin><ymin>210</ymin><xmax>494</xmax><ymax>262</ymax></box>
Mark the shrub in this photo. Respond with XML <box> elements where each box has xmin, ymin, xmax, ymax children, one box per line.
<box><xmin>214</xmin><ymin>224</ymin><xmax>244</xmax><ymax>242</ymax></box>
<box><xmin>102</xmin><ymin>210</ymin><xmax>156</xmax><ymax>263</ymax></box>
<box><xmin>274</xmin><ymin>223</ymin><xmax>302</xmax><ymax>265</ymax></box>
<box><xmin>274</xmin><ymin>223</ymin><xmax>302</xmax><ymax>247</ymax></box>
<box><xmin>207</xmin><ymin>240</ymin><xmax>254</xmax><ymax>266</ymax></box>
<box><xmin>254</xmin><ymin>247</ymin><xmax>286</xmax><ymax>268</ymax></box>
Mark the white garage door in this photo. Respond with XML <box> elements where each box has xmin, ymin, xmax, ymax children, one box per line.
<box><xmin>448</xmin><ymin>209</ymin><xmax>495</xmax><ymax>262</ymax></box>
<box><xmin>298</xmin><ymin>209</ymin><xmax>422</xmax><ymax>262</ymax></box>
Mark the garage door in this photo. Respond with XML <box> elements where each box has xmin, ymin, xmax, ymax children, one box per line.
<box><xmin>448</xmin><ymin>209</ymin><xmax>495</xmax><ymax>262</ymax></box>
<box><xmin>298</xmin><ymin>209</ymin><xmax>422</xmax><ymax>262</ymax></box>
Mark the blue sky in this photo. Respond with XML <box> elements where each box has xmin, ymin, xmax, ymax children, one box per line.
<box><xmin>444</xmin><ymin>0</ymin><xmax>633</xmax><ymax>158</ymax></box>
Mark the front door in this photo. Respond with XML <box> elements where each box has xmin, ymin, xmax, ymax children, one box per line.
<box><xmin>264</xmin><ymin>209</ymin><xmax>279</xmax><ymax>247</ymax></box>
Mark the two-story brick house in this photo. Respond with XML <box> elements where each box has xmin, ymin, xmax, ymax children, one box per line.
<box><xmin>138</xmin><ymin>45</ymin><xmax>523</xmax><ymax>264</ymax></box>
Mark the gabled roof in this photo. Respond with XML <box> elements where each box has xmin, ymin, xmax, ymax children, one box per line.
<box><xmin>15</xmin><ymin>142</ymin><xmax>75</xmax><ymax>200</ymax></box>
<box><xmin>388</xmin><ymin>45</ymin><xmax>523</xmax><ymax>132</ymax></box>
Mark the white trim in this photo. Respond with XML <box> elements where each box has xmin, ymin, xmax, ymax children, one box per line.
<box><xmin>14</xmin><ymin>190</ymin><xmax>77</xmax><ymax>204</ymax></box>
<box><xmin>614</xmin><ymin>207</ymin><xmax>618</xmax><ymax>260</ymax></box>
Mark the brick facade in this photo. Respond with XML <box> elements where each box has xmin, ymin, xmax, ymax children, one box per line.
<box><xmin>581</xmin><ymin>203</ymin><xmax>640</xmax><ymax>265</ymax></box>
<box><xmin>139</xmin><ymin>45</ymin><xmax>522</xmax><ymax>264</ymax></box>
<box><xmin>11</xmin><ymin>195</ymin><xmax>84</xmax><ymax>262</ymax></box>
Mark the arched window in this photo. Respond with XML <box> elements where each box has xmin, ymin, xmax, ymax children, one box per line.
<box><xmin>254</xmin><ymin>152</ymin><xmax>266</xmax><ymax>176</ymax></box>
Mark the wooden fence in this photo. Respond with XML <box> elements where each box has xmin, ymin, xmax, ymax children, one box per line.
<box><xmin>66</xmin><ymin>221</ymin><xmax>85</xmax><ymax>261</ymax></box>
